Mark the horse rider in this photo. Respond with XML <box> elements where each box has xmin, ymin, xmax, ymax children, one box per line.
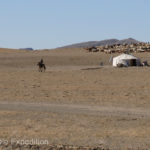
<box><xmin>37</xmin><ymin>59</ymin><xmax>44</xmax><ymax>66</ymax></box>
<box><xmin>37</xmin><ymin>58</ymin><xmax>46</xmax><ymax>72</ymax></box>
<box><xmin>40</xmin><ymin>59</ymin><xmax>44</xmax><ymax>65</ymax></box>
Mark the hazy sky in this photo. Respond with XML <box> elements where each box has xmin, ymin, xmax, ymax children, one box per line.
<box><xmin>0</xmin><ymin>0</ymin><xmax>150</xmax><ymax>49</ymax></box>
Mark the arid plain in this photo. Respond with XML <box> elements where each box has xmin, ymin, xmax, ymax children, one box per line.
<box><xmin>0</xmin><ymin>48</ymin><xmax>150</xmax><ymax>149</ymax></box>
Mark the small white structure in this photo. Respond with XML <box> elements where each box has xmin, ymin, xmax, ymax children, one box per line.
<box><xmin>113</xmin><ymin>53</ymin><xmax>141</xmax><ymax>67</ymax></box>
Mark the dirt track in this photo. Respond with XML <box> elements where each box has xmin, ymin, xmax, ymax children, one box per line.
<box><xmin>0</xmin><ymin>101</ymin><xmax>149</xmax><ymax>118</ymax></box>
<box><xmin>0</xmin><ymin>101</ymin><xmax>150</xmax><ymax>149</ymax></box>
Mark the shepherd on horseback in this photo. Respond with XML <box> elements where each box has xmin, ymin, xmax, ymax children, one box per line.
<box><xmin>37</xmin><ymin>59</ymin><xmax>46</xmax><ymax>72</ymax></box>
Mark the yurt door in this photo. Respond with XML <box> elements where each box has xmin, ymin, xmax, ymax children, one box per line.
<box><xmin>130</xmin><ymin>59</ymin><xmax>137</xmax><ymax>66</ymax></box>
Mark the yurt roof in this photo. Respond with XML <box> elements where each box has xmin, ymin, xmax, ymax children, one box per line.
<box><xmin>113</xmin><ymin>53</ymin><xmax>139</xmax><ymax>60</ymax></box>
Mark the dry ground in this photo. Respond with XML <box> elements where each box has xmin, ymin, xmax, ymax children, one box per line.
<box><xmin>0</xmin><ymin>48</ymin><xmax>150</xmax><ymax>149</ymax></box>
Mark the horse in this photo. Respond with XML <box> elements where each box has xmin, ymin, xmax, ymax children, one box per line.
<box><xmin>37</xmin><ymin>62</ymin><xmax>46</xmax><ymax>72</ymax></box>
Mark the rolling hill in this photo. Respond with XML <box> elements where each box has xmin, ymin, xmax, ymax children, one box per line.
<box><xmin>59</xmin><ymin>38</ymin><xmax>141</xmax><ymax>48</ymax></box>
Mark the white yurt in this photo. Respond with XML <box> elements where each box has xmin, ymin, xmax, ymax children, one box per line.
<box><xmin>113</xmin><ymin>53</ymin><xmax>141</xmax><ymax>67</ymax></box>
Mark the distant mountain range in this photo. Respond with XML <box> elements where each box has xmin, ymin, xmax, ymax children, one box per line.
<box><xmin>59</xmin><ymin>38</ymin><xmax>141</xmax><ymax>48</ymax></box>
<box><xmin>20</xmin><ymin>48</ymin><xmax>34</xmax><ymax>50</ymax></box>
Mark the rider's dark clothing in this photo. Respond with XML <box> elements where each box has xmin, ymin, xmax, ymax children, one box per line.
<box><xmin>40</xmin><ymin>59</ymin><xmax>43</xmax><ymax>64</ymax></box>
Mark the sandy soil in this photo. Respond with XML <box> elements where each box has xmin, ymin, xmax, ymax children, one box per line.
<box><xmin>0</xmin><ymin>48</ymin><xmax>150</xmax><ymax>149</ymax></box>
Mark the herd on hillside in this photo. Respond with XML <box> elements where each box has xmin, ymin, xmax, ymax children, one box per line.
<box><xmin>85</xmin><ymin>42</ymin><xmax>150</xmax><ymax>54</ymax></box>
